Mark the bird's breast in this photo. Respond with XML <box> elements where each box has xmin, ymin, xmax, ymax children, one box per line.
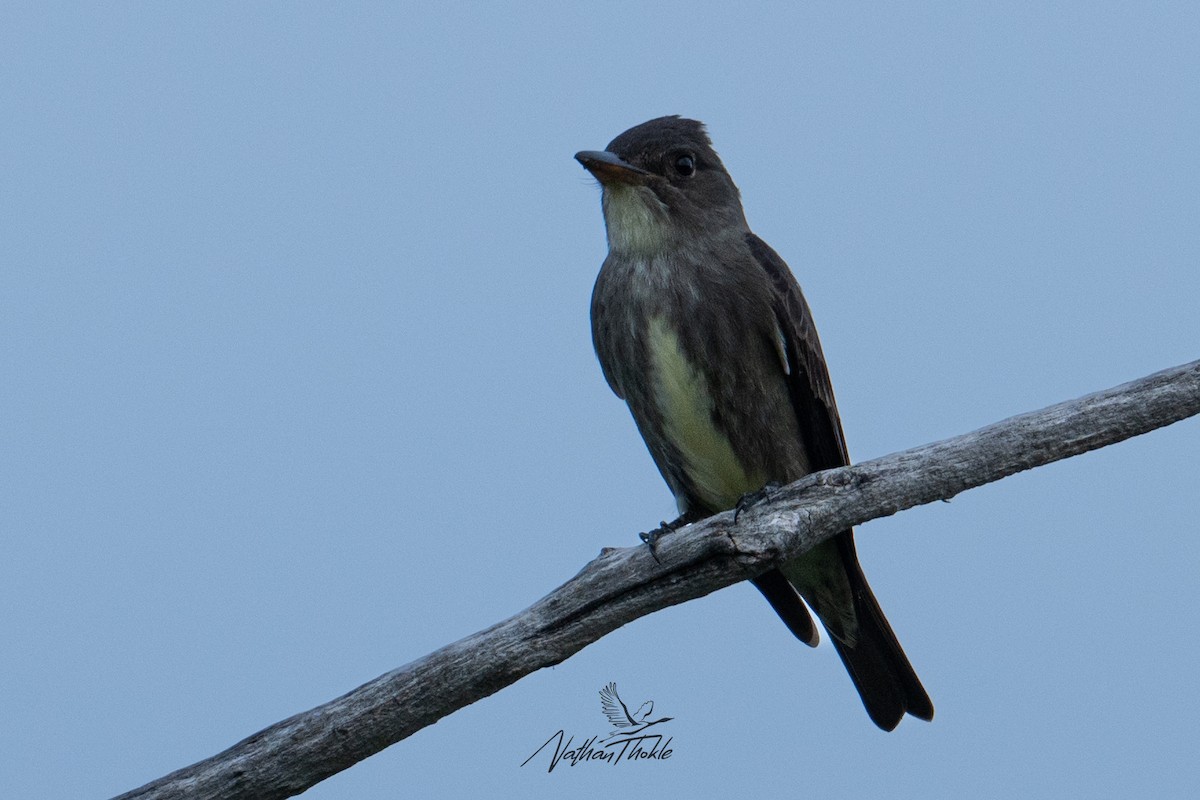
<box><xmin>645</xmin><ymin>315</ymin><xmax>765</xmax><ymax>512</ymax></box>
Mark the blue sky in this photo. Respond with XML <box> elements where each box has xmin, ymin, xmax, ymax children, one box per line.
<box><xmin>3</xmin><ymin>4</ymin><xmax>1198</xmax><ymax>798</ymax></box>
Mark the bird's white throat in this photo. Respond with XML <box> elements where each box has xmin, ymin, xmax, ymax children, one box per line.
<box><xmin>602</xmin><ymin>184</ymin><xmax>673</xmax><ymax>256</ymax></box>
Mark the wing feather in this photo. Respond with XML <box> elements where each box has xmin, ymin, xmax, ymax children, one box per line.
<box><xmin>744</xmin><ymin>233</ymin><xmax>849</xmax><ymax>471</ymax></box>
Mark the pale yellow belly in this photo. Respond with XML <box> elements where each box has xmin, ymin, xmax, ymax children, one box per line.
<box><xmin>646</xmin><ymin>316</ymin><xmax>765</xmax><ymax>511</ymax></box>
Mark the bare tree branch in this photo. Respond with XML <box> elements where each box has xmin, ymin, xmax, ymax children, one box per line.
<box><xmin>112</xmin><ymin>359</ymin><xmax>1200</xmax><ymax>800</ymax></box>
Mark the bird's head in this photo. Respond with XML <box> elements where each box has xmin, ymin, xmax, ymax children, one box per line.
<box><xmin>576</xmin><ymin>116</ymin><xmax>748</xmax><ymax>256</ymax></box>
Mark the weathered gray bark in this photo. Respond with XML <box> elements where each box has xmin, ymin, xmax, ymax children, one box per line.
<box><xmin>112</xmin><ymin>359</ymin><xmax>1200</xmax><ymax>800</ymax></box>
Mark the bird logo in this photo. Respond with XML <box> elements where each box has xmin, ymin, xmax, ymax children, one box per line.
<box><xmin>598</xmin><ymin>682</ymin><xmax>673</xmax><ymax>741</ymax></box>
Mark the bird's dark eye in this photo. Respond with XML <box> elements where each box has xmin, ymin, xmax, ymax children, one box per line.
<box><xmin>674</xmin><ymin>154</ymin><xmax>696</xmax><ymax>176</ymax></box>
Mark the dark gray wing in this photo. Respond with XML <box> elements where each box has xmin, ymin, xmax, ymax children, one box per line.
<box><xmin>744</xmin><ymin>232</ymin><xmax>838</xmax><ymax>650</ymax></box>
<box><xmin>590</xmin><ymin>259</ymin><xmax>627</xmax><ymax>401</ymax></box>
<box><xmin>746</xmin><ymin>232</ymin><xmax>934</xmax><ymax>729</ymax></box>
<box><xmin>744</xmin><ymin>232</ymin><xmax>849</xmax><ymax>471</ymax></box>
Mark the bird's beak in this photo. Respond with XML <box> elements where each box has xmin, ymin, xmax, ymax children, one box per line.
<box><xmin>574</xmin><ymin>150</ymin><xmax>650</xmax><ymax>186</ymax></box>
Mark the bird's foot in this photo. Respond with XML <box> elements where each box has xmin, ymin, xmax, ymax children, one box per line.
<box><xmin>639</xmin><ymin>514</ymin><xmax>694</xmax><ymax>562</ymax></box>
<box><xmin>735</xmin><ymin>482</ymin><xmax>783</xmax><ymax>522</ymax></box>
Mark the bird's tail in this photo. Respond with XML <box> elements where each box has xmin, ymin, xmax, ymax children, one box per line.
<box><xmin>752</xmin><ymin>568</ymin><xmax>819</xmax><ymax>647</ymax></box>
<box><xmin>826</xmin><ymin>535</ymin><xmax>934</xmax><ymax>731</ymax></box>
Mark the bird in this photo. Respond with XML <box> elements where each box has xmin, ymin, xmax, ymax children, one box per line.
<box><xmin>599</xmin><ymin>682</ymin><xmax>673</xmax><ymax>741</ymax></box>
<box><xmin>575</xmin><ymin>116</ymin><xmax>933</xmax><ymax>731</ymax></box>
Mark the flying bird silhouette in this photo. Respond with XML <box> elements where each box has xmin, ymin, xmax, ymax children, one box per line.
<box><xmin>599</xmin><ymin>682</ymin><xmax>673</xmax><ymax>741</ymax></box>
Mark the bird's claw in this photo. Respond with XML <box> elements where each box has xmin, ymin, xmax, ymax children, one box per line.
<box><xmin>735</xmin><ymin>482</ymin><xmax>783</xmax><ymax>522</ymax></box>
<box><xmin>639</xmin><ymin>521</ymin><xmax>674</xmax><ymax>563</ymax></box>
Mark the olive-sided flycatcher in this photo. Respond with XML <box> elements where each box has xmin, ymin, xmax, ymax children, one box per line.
<box><xmin>575</xmin><ymin>116</ymin><xmax>933</xmax><ymax>730</ymax></box>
